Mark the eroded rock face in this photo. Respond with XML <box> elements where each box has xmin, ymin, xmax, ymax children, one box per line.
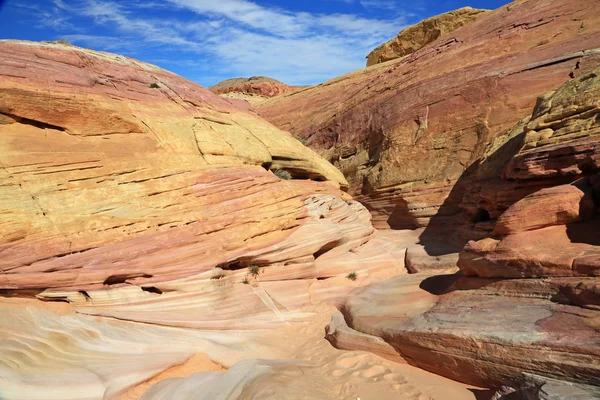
<box><xmin>460</xmin><ymin>66</ymin><xmax>600</xmax><ymax>279</ymax></box>
<box><xmin>0</xmin><ymin>40</ymin><xmax>355</xmax><ymax>297</ymax></box>
<box><xmin>366</xmin><ymin>7</ymin><xmax>490</xmax><ymax>66</ymax></box>
<box><xmin>210</xmin><ymin>76</ymin><xmax>302</xmax><ymax>98</ymax></box>
<box><xmin>257</xmin><ymin>0</ymin><xmax>600</xmax><ymax>230</ymax></box>
<box><xmin>0</xmin><ymin>41</ymin><xmax>421</xmax><ymax>333</ymax></box>
<box><xmin>210</xmin><ymin>76</ymin><xmax>304</xmax><ymax>107</ymax></box>
<box><xmin>326</xmin><ymin>34</ymin><xmax>600</xmax><ymax>395</ymax></box>
<box><xmin>2</xmin><ymin>41</ymin><xmax>473</xmax><ymax>400</ymax></box>
<box><xmin>492</xmin><ymin>182</ymin><xmax>594</xmax><ymax>236</ymax></box>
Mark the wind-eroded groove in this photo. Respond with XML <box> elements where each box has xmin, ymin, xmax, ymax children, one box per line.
<box><xmin>504</xmin><ymin>49</ymin><xmax>600</xmax><ymax>76</ymax></box>
<box><xmin>117</xmin><ymin>170</ymin><xmax>190</xmax><ymax>185</ymax></box>
<box><xmin>0</xmin><ymin>111</ymin><xmax>67</xmax><ymax>132</ymax></box>
<box><xmin>146</xmin><ymin>183</ymin><xmax>197</xmax><ymax>197</ymax></box>
<box><xmin>32</xmin><ymin>165</ymin><xmax>102</xmax><ymax>176</ymax></box>
<box><xmin>194</xmin><ymin>116</ymin><xmax>232</xmax><ymax>126</ymax></box>
<box><xmin>2</xmin><ymin>246</ymin><xmax>98</xmax><ymax>273</ymax></box>
<box><xmin>68</xmin><ymin>168</ymin><xmax>139</xmax><ymax>183</ymax></box>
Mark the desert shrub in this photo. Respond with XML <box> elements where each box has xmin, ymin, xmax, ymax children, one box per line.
<box><xmin>53</xmin><ymin>38</ymin><xmax>71</xmax><ymax>45</ymax></box>
<box><xmin>346</xmin><ymin>271</ymin><xmax>357</xmax><ymax>281</ymax></box>
<box><xmin>273</xmin><ymin>169</ymin><xmax>292</xmax><ymax>180</ymax></box>
<box><xmin>248</xmin><ymin>264</ymin><xmax>261</xmax><ymax>278</ymax></box>
<box><xmin>242</xmin><ymin>278</ymin><xmax>249</xmax><ymax>284</ymax></box>
<box><xmin>211</xmin><ymin>272</ymin><xmax>226</xmax><ymax>280</ymax></box>
<box><xmin>294</xmin><ymin>135</ymin><xmax>307</xmax><ymax>145</ymax></box>
<box><xmin>149</xmin><ymin>83</ymin><xmax>160</xmax><ymax>89</ymax></box>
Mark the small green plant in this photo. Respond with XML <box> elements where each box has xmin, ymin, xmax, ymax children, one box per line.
<box><xmin>347</xmin><ymin>271</ymin><xmax>357</xmax><ymax>281</ymax></box>
<box><xmin>149</xmin><ymin>83</ymin><xmax>160</xmax><ymax>89</ymax></box>
<box><xmin>273</xmin><ymin>169</ymin><xmax>292</xmax><ymax>180</ymax></box>
<box><xmin>248</xmin><ymin>264</ymin><xmax>261</xmax><ymax>278</ymax></box>
<box><xmin>294</xmin><ymin>135</ymin><xmax>307</xmax><ymax>145</ymax></box>
<box><xmin>242</xmin><ymin>278</ymin><xmax>249</xmax><ymax>284</ymax></box>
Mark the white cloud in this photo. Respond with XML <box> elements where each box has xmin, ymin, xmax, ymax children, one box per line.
<box><xmin>22</xmin><ymin>0</ymin><xmax>411</xmax><ymax>86</ymax></box>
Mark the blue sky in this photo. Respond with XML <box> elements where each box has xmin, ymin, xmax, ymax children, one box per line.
<box><xmin>0</xmin><ymin>0</ymin><xmax>507</xmax><ymax>87</ymax></box>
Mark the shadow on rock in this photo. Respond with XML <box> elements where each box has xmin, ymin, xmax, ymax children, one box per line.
<box><xmin>419</xmin><ymin>272</ymin><xmax>503</xmax><ymax>295</ymax></box>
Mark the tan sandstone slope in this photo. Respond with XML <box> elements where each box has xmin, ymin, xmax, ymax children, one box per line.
<box><xmin>257</xmin><ymin>0</ymin><xmax>600</xmax><ymax>235</ymax></box>
<box><xmin>366</xmin><ymin>6</ymin><xmax>490</xmax><ymax>66</ymax></box>
<box><xmin>0</xmin><ymin>41</ymin><xmax>479</xmax><ymax>400</ymax></box>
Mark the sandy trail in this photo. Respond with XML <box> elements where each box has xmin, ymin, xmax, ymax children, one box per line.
<box><xmin>123</xmin><ymin>299</ymin><xmax>479</xmax><ymax>399</ymax></box>
<box><xmin>1</xmin><ymin>280</ymin><xmax>480</xmax><ymax>400</ymax></box>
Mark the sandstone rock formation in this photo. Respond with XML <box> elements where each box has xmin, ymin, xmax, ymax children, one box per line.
<box><xmin>210</xmin><ymin>76</ymin><xmax>305</xmax><ymax>106</ymax></box>
<box><xmin>327</xmin><ymin>47</ymin><xmax>600</xmax><ymax>396</ymax></box>
<box><xmin>366</xmin><ymin>7</ymin><xmax>490</xmax><ymax>67</ymax></box>
<box><xmin>0</xmin><ymin>41</ymin><xmax>478</xmax><ymax>400</ymax></box>
<box><xmin>460</xmin><ymin>65</ymin><xmax>600</xmax><ymax>279</ymax></box>
<box><xmin>3</xmin><ymin>0</ymin><xmax>600</xmax><ymax>396</ymax></box>
<box><xmin>257</xmin><ymin>0</ymin><xmax>600</xmax><ymax>234</ymax></box>
<box><xmin>331</xmin><ymin>273</ymin><xmax>600</xmax><ymax>388</ymax></box>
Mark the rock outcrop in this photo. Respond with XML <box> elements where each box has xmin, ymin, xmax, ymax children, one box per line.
<box><xmin>327</xmin><ymin>51</ymin><xmax>600</xmax><ymax>394</ymax></box>
<box><xmin>210</xmin><ymin>76</ymin><xmax>305</xmax><ymax>106</ymax></box>
<box><xmin>0</xmin><ymin>40</ymin><xmax>352</xmax><ymax>295</ymax></box>
<box><xmin>460</xmin><ymin>65</ymin><xmax>600</xmax><ymax>279</ymax></box>
<box><xmin>331</xmin><ymin>273</ymin><xmax>600</xmax><ymax>388</ymax></box>
<box><xmin>366</xmin><ymin>7</ymin><xmax>490</xmax><ymax>67</ymax></box>
<box><xmin>257</xmin><ymin>0</ymin><xmax>600</xmax><ymax>234</ymax></box>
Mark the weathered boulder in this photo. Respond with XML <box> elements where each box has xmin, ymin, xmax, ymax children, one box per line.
<box><xmin>492</xmin><ymin>182</ymin><xmax>595</xmax><ymax>236</ymax></box>
<box><xmin>405</xmin><ymin>243</ymin><xmax>459</xmax><ymax>273</ymax></box>
<box><xmin>366</xmin><ymin>7</ymin><xmax>490</xmax><ymax>66</ymax></box>
<box><xmin>459</xmin><ymin>221</ymin><xmax>600</xmax><ymax>278</ymax></box>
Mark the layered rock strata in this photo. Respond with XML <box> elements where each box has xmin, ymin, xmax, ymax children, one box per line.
<box><xmin>258</xmin><ymin>0</ymin><xmax>600</xmax><ymax>234</ymax></box>
<box><xmin>328</xmin><ymin>56</ymin><xmax>600</xmax><ymax>394</ymax></box>
<box><xmin>0</xmin><ymin>41</ymin><xmax>475</xmax><ymax>400</ymax></box>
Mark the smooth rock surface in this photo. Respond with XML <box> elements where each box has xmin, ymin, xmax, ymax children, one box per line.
<box><xmin>460</xmin><ymin>221</ymin><xmax>600</xmax><ymax>278</ymax></box>
<box><xmin>0</xmin><ymin>298</ymin><xmax>479</xmax><ymax>400</ymax></box>
<box><xmin>333</xmin><ymin>273</ymin><xmax>600</xmax><ymax>388</ymax></box>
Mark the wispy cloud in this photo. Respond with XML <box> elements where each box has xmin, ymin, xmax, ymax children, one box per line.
<box><xmin>360</xmin><ymin>0</ymin><xmax>398</xmax><ymax>10</ymax></box>
<box><xmin>10</xmin><ymin>0</ymin><xmax>412</xmax><ymax>86</ymax></box>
